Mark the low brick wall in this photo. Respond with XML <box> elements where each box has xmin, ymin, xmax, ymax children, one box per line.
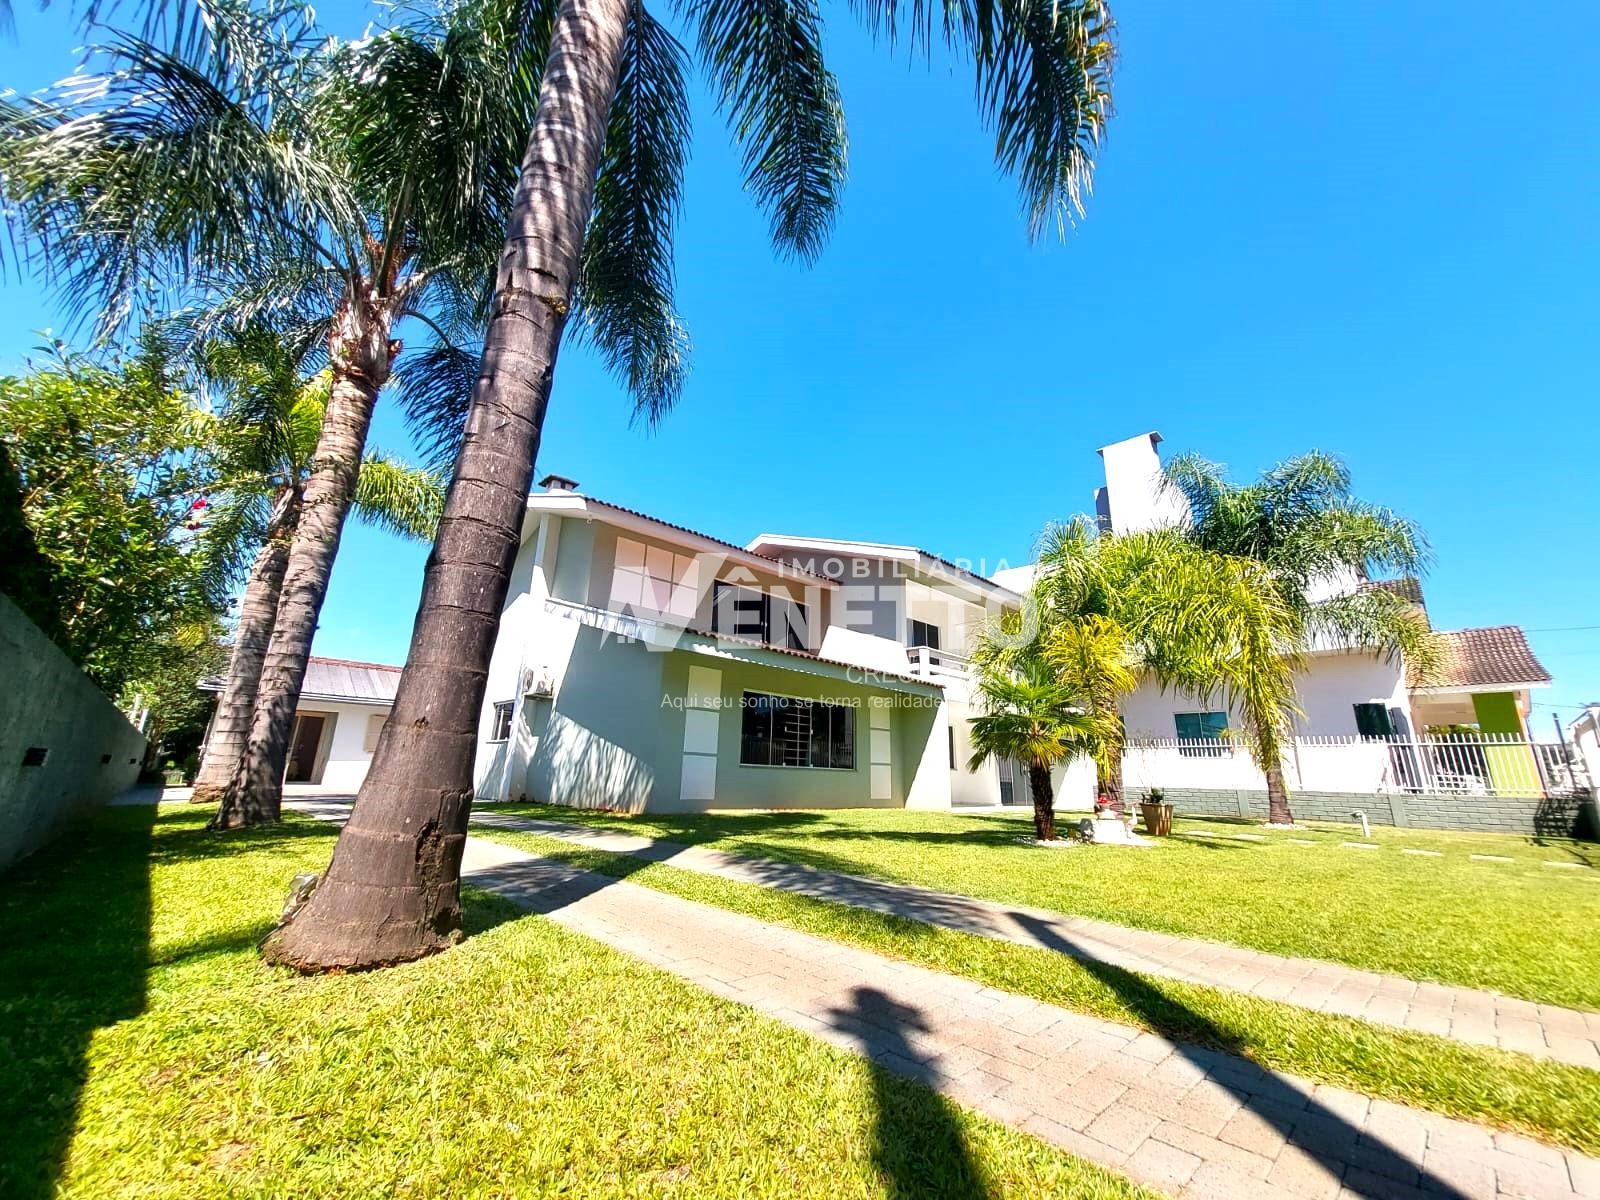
<box><xmin>0</xmin><ymin>594</ymin><xmax>146</xmax><ymax>871</ymax></box>
<box><xmin>1156</xmin><ymin>785</ymin><xmax>1597</xmax><ymax>838</ymax></box>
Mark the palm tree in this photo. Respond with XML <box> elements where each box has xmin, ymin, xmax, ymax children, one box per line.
<box><xmin>187</xmin><ymin>328</ymin><xmax>443</xmax><ymax>819</ymax></box>
<box><xmin>988</xmin><ymin>519</ymin><xmax>1304</xmax><ymax>817</ymax></box>
<box><xmin>263</xmin><ymin>0</ymin><xmax>1117</xmax><ymax>970</ymax></box>
<box><xmin>1164</xmin><ymin>450</ymin><xmax>1434</xmax><ymax>824</ymax></box>
<box><xmin>1</xmin><ymin>0</ymin><xmax>677</xmax><ymax>824</ymax></box>
<box><xmin>966</xmin><ymin>662</ymin><xmax>1106</xmax><ymax>841</ymax></box>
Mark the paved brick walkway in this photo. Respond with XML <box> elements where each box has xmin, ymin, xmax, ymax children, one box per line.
<box><xmin>277</xmin><ymin>798</ymin><xmax>1597</xmax><ymax>1198</ymax></box>
<box><xmin>466</xmin><ymin>811</ymin><xmax>1600</xmax><ymax>1072</ymax></box>
<box><xmin>452</xmin><ymin>836</ymin><xmax>1599</xmax><ymax>1200</ymax></box>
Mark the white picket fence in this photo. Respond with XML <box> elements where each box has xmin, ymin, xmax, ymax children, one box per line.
<box><xmin>1123</xmin><ymin>733</ymin><xmax>1587</xmax><ymax>799</ymax></box>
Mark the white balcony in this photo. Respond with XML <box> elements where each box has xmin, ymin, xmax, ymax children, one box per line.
<box><xmin>905</xmin><ymin>645</ymin><xmax>972</xmax><ymax>683</ymax></box>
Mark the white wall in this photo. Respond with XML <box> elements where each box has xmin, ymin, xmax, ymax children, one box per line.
<box><xmin>1097</xmin><ymin>432</ymin><xmax>1188</xmax><ymax>534</ymax></box>
<box><xmin>1120</xmin><ymin>651</ymin><xmax>1411</xmax><ymax>740</ymax></box>
<box><xmin>310</xmin><ymin>701</ymin><xmax>390</xmax><ymax>793</ymax></box>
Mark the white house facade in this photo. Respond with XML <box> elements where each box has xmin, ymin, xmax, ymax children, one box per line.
<box><xmin>465</xmin><ymin>439</ymin><xmax>1579</xmax><ymax>834</ymax></box>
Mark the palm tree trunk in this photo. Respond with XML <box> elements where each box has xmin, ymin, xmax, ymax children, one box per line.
<box><xmin>1096</xmin><ymin>701</ymin><xmax>1125</xmax><ymax>811</ymax></box>
<box><xmin>1265</xmin><ymin>762</ymin><xmax>1294</xmax><ymax>825</ymax></box>
<box><xmin>261</xmin><ymin>0</ymin><xmax>630</xmax><ymax>971</ymax></box>
<box><xmin>211</xmin><ymin>304</ymin><xmax>394</xmax><ymax>831</ymax></box>
<box><xmin>191</xmin><ymin>499</ymin><xmax>296</xmax><ymax>805</ymax></box>
<box><xmin>1252</xmin><ymin>713</ymin><xmax>1295</xmax><ymax>825</ymax></box>
<box><xmin>1027</xmin><ymin>763</ymin><xmax>1057</xmax><ymax>841</ymax></box>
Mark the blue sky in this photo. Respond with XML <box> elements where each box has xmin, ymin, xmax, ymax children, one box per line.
<box><xmin>3</xmin><ymin>1</ymin><xmax>1597</xmax><ymax>731</ymax></box>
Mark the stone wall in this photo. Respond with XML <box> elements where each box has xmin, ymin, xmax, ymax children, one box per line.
<box><xmin>1153</xmin><ymin>785</ymin><xmax>1597</xmax><ymax>838</ymax></box>
<box><xmin>0</xmin><ymin>593</ymin><xmax>146</xmax><ymax>871</ymax></box>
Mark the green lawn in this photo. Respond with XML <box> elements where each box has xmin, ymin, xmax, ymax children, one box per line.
<box><xmin>479</xmin><ymin>827</ymin><xmax>1600</xmax><ymax>1156</ymax></box>
<box><xmin>491</xmin><ymin>803</ymin><xmax>1600</xmax><ymax>1011</ymax></box>
<box><xmin>0</xmin><ymin>805</ymin><xmax>1150</xmax><ymax>1200</ymax></box>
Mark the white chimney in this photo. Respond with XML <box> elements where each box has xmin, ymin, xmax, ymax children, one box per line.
<box><xmin>538</xmin><ymin>473</ymin><xmax>580</xmax><ymax>494</ymax></box>
<box><xmin>1094</xmin><ymin>432</ymin><xmax>1187</xmax><ymax>535</ymax></box>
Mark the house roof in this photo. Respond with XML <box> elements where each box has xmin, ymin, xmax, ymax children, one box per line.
<box><xmin>1364</xmin><ymin>576</ymin><xmax>1425</xmax><ymax>607</ymax></box>
<box><xmin>200</xmin><ymin>655</ymin><xmax>401</xmax><ymax>707</ymax></box>
<box><xmin>526</xmin><ymin>493</ymin><xmax>836</xmax><ymax>588</ymax></box>
<box><xmin>1409</xmin><ymin>626</ymin><xmax>1552</xmax><ymax>693</ymax></box>
<box><xmin>743</xmin><ymin>534</ymin><xmax>1021</xmax><ymax>603</ymax></box>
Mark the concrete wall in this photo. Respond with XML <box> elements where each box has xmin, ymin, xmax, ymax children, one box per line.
<box><xmin>0</xmin><ymin>593</ymin><xmax>146</xmax><ymax>871</ymax></box>
<box><xmin>1153</xmin><ymin>784</ymin><xmax>1594</xmax><ymax>838</ymax></box>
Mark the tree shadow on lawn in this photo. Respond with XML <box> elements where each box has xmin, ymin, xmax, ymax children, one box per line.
<box><xmin>0</xmin><ymin>803</ymin><xmax>157</xmax><ymax>1200</ymax></box>
<box><xmin>149</xmin><ymin>813</ymin><xmax>336</xmax><ymax>864</ymax></box>
<box><xmin>825</xmin><ymin>987</ymin><xmax>990</xmax><ymax>1200</ymax></box>
<box><xmin>1009</xmin><ymin>912</ymin><xmax>1473</xmax><ymax>1199</ymax></box>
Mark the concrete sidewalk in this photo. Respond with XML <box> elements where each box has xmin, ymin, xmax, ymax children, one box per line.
<box><xmin>466</xmin><ymin>810</ymin><xmax>1600</xmax><ymax>1072</ymax></box>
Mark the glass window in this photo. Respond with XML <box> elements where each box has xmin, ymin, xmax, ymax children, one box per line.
<box><xmin>1353</xmin><ymin>703</ymin><xmax>1395</xmax><ymax>738</ymax></box>
<box><xmin>909</xmin><ymin>619</ymin><xmax>940</xmax><ymax>649</ymax></box>
<box><xmin>611</xmin><ymin>536</ymin><xmax>699</xmax><ymax>620</ymax></box>
<box><xmin>739</xmin><ymin>692</ymin><xmax>854</xmax><ymax>768</ymax></box>
<box><xmin>713</xmin><ymin>582</ymin><xmax>809</xmax><ymax>650</ymax></box>
<box><xmin>490</xmin><ymin>700</ymin><xmax>514</xmax><ymax>741</ymax></box>
<box><xmin>1174</xmin><ymin>711</ymin><xmax>1227</xmax><ymax>757</ymax></box>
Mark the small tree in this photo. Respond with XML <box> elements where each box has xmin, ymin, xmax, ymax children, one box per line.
<box><xmin>1165</xmin><ymin>451</ymin><xmax>1433</xmax><ymax>824</ymax></box>
<box><xmin>0</xmin><ymin>343</ymin><xmax>220</xmax><ymax>694</ymax></box>
<box><xmin>966</xmin><ymin>662</ymin><xmax>1107</xmax><ymax>841</ymax></box>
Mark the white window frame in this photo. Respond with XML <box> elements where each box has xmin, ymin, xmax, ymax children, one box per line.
<box><xmin>610</xmin><ymin>536</ymin><xmax>701</xmax><ymax>620</ymax></box>
<box><xmin>490</xmin><ymin>700</ymin><xmax>515</xmax><ymax>742</ymax></box>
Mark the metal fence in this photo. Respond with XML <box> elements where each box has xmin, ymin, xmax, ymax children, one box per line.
<box><xmin>1123</xmin><ymin>733</ymin><xmax>1591</xmax><ymax>800</ymax></box>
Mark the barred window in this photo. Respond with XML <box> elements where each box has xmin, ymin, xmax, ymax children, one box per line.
<box><xmin>739</xmin><ymin>692</ymin><xmax>854</xmax><ymax>769</ymax></box>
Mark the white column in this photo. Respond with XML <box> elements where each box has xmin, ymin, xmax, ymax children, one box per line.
<box><xmin>869</xmin><ymin>702</ymin><xmax>893</xmax><ymax>802</ymax></box>
<box><xmin>679</xmin><ymin>665</ymin><xmax>721</xmax><ymax>804</ymax></box>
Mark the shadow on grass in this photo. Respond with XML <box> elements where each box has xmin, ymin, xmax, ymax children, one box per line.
<box><xmin>1010</xmin><ymin>913</ymin><xmax>1473</xmax><ymax>1199</ymax></box>
<box><xmin>0</xmin><ymin>803</ymin><xmax>157</xmax><ymax>1200</ymax></box>
<box><xmin>825</xmin><ymin>987</ymin><xmax>989</xmax><ymax>1199</ymax></box>
<box><xmin>149</xmin><ymin>815</ymin><xmax>336</xmax><ymax>864</ymax></box>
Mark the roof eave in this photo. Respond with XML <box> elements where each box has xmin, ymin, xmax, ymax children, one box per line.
<box><xmin>529</xmin><ymin>497</ymin><xmax>837</xmax><ymax>589</ymax></box>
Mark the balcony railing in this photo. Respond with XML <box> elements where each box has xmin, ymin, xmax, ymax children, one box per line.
<box><xmin>905</xmin><ymin>645</ymin><xmax>972</xmax><ymax>680</ymax></box>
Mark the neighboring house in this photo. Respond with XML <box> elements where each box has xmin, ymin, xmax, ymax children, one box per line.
<box><xmin>1074</xmin><ymin>433</ymin><xmax>1551</xmax><ymax>738</ymax></box>
<box><xmin>198</xmin><ymin>656</ymin><xmax>397</xmax><ymax>792</ymax></box>
<box><xmin>470</xmin><ymin>442</ymin><xmax>1576</xmax><ymax>829</ymax></box>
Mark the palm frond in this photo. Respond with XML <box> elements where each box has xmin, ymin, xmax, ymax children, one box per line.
<box><xmin>314</xmin><ymin>0</ymin><xmax>556</xmax><ymax>286</ymax></box>
<box><xmin>691</xmin><ymin>0</ymin><xmax>847</xmax><ymax>263</ymax></box>
<box><xmin>353</xmin><ymin>451</ymin><xmax>446</xmax><ymax>541</ymax></box>
<box><xmin>978</xmin><ymin>0</ymin><xmax>1115</xmax><ymax>238</ymax></box>
<box><xmin>966</xmin><ymin>660</ymin><xmax>1102</xmax><ymax>772</ymax></box>
<box><xmin>850</xmin><ymin>0</ymin><xmax>1113</xmax><ymax>239</ymax></box>
<box><xmin>0</xmin><ymin>0</ymin><xmax>354</xmax><ymax>333</ymax></box>
<box><xmin>1310</xmin><ymin>587</ymin><xmax>1439</xmax><ymax>673</ymax></box>
<box><xmin>573</xmin><ymin>0</ymin><xmax>692</xmax><ymax>423</ymax></box>
<box><xmin>392</xmin><ymin>341</ymin><xmax>480</xmax><ymax>474</ymax></box>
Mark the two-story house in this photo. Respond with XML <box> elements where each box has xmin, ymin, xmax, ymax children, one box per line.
<box><xmin>472</xmin><ymin>476</ymin><xmax>1022</xmax><ymax>812</ymax></box>
<box><xmin>471</xmin><ymin>437</ymin><xmax>1560</xmax><ymax>817</ymax></box>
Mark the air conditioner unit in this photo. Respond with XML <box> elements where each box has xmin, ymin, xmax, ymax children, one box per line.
<box><xmin>521</xmin><ymin>667</ymin><xmax>554</xmax><ymax>699</ymax></box>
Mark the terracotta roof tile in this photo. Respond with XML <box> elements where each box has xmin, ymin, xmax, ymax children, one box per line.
<box><xmin>1409</xmin><ymin>626</ymin><xmax>1551</xmax><ymax>690</ymax></box>
<box><xmin>1363</xmin><ymin>576</ymin><xmax>1425</xmax><ymax>606</ymax></box>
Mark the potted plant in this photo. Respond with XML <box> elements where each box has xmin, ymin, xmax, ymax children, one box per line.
<box><xmin>1139</xmin><ymin>788</ymin><xmax>1174</xmax><ymax>836</ymax></box>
